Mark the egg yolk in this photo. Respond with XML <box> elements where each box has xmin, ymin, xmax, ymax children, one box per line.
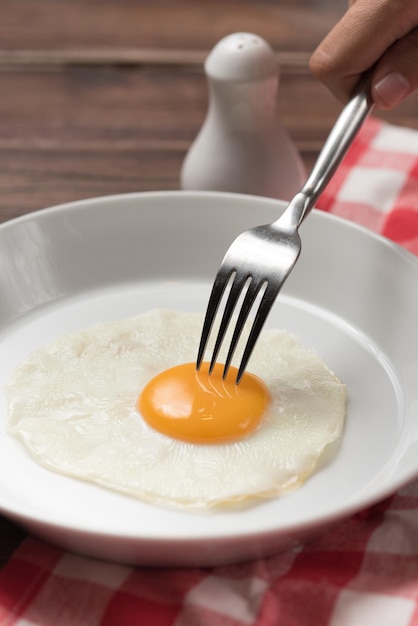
<box><xmin>138</xmin><ymin>362</ymin><xmax>270</xmax><ymax>444</ymax></box>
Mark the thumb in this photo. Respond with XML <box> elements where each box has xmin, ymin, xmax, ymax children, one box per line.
<box><xmin>372</xmin><ymin>27</ymin><xmax>418</xmax><ymax>109</ymax></box>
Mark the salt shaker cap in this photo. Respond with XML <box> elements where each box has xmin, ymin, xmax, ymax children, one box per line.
<box><xmin>205</xmin><ymin>32</ymin><xmax>279</xmax><ymax>82</ymax></box>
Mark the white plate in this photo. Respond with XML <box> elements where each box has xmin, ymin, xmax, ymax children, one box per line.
<box><xmin>1</xmin><ymin>190</ymin><xmax>418</xmax><ymax>567</ymax></box>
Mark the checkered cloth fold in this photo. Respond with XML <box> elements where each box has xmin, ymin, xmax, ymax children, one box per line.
<box><xmin>1</xmin><ymin>116</ymin><xmax>418</xmax><ymax>626</ymax></box>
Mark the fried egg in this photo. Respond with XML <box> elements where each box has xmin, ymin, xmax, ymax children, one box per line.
<box><xmin>5</xmin><ymin>309</ymin><xmax>346</xmax><ymax>510</ymax></box>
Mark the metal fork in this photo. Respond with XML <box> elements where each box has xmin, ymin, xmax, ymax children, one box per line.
<box><xmin>196</xmin><ymin>74</ymin><xmax>374</xmax><ymax>383</ymax></box>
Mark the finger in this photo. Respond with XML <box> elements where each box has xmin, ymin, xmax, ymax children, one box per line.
<box><xmin>310</xmin><ymin>0</ymin><xmax>418</xmax><ymax>103</ymax></box>
<box><xmin>372</xmin><ymin>27</ymin><xmax>418</xmax><ymax>108</ymax></box>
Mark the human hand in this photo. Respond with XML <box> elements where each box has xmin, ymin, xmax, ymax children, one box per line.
<box><xmin>310</xmin><ymin>0</ymin><xmax>418</xmax><ymax>109</ymax></box>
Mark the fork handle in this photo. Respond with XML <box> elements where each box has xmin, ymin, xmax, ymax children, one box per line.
<box><xmin>277</xmin><ymin>72</ymin><xmax>374</xmax><ymax>230</ymax></box>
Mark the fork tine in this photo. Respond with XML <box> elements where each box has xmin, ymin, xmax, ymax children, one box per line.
<box><xmin>196</xmin><ymin>268</ymin><xmax>234</xmax><ymax>370</ymax></box>
<box><xmin>208</xmin><ymin>272</ymin><xmax>250</xmax><ymax>373</ymax></box>
<box><xmin>222</xmin><ymin>278</ymin><xmax>267</xmax><ymax>379</ymax></box>
<box><xmin>236</xmin><ymin>282</ymin><xmax>279</xmax><ymax>383</ymax></box>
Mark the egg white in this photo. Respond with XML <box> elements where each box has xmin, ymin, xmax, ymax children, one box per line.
<box><xmin>5</xmin><ymin>309</ymin><xmax>346</xmax><ymax>510</ymax></box>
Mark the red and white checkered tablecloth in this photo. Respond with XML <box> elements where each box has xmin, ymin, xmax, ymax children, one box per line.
<box><xmin>1</xmin><ymin>116</ymin><xmax>418</xmax><ymax>626</ymax></box>
<box><xmin>317</xmin><ymin>116</ymin><xmax>418</xmax><ymax>255</ymax></box>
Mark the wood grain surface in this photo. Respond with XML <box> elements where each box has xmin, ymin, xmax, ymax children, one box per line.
<box><xmin>1</xmin><ymin>0</ymin><xmax>417</xmax><ymax>222</ymax></box>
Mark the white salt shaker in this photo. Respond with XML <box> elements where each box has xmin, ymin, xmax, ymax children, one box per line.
<box><xmin>180</xmin><ymin>32</ymin><xmax>305</xmax><ymax>200</ymax></box>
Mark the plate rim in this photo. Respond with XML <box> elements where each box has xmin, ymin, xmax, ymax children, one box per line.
<box><xmin>1</xmin><ymin>190</ymin><xmax>418</xmax><ymax>559</ymax></box>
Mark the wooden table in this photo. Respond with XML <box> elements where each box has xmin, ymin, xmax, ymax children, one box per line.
<box><xmin>1</xmin><ymin>0</ymin><xmax>418</xmax><ymax>565</ymax></box>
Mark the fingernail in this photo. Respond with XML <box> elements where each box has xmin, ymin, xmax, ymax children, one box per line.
<box><xmin>373</xmin><ymin>72</ymin><xmax>410</xmax><ymax>108</ymax></box>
